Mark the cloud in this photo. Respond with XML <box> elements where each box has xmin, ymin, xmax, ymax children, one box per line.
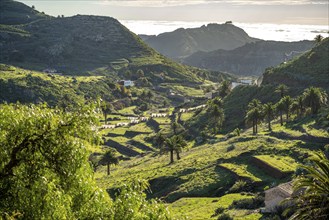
<box><xmin>93</xmin><ymin>0</ymin><xmax>328</xmax><ymax>7</ymax></box>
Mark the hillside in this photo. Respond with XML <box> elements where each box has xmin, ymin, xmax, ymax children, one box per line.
<box><xmin>0</xmin><ymin>0</ymin><xmax>50</xmax><ymax>25</ymax></box>
<box><xmin>0</xmin><ymin>1</ymin><xmax>231</xmax><ymax>86</ymax></box>
<box><xmin>144</xmin><ymin>23</ymin><xmax>258</xmax><ymax>59</ymax></box>
<box><xmin>183</xmin><ymin>40</ymin><xmax>314</xmax><ymax>76</ymax></box>
<box><xmin>97</xmin><ymin>114</ymin><xmax>329</xmax><ymax>219</ymax></box>
<box><xmin>262</xmin><ymin>37</ymin><xmax>329</xmax><ymax>88</ymax></box>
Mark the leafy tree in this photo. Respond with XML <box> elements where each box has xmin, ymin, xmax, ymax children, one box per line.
<box><xmin>246</xmin><ymin>99</ymin><xmax>262</xmax><ymax>134</ymax></box>
<box><xmin>288</xmin><ymin>152</ymin><xmax>329</xmax><ymax>220</ymax></box>
<box><xmin>275</xmin><ymin>84</ymin><xmax>289</xmax><ymax>98</ymax></box>
<box><xmin>154</xmin><ymin>131</ymin><xmax>166</xmax><ymax>149</ymax></box>
<box><xmin>218</xmin><ymin>80</ymin><xmax>231</xmax><ymax>98</ymax></box>
<box><xmin>112</xmin><ymin>179</ymin><xmax>172</xmax><ymax>220</ymax></box>
<box><xmin>0</xmin><ymin>103</ymin><xmax>112</xmax><ymax>219</ymax></box>
<box><xmin>147</xmin><ymin>90</ymin><xmax>153</xmax><ymax>101</ymax></box>
<box><xmin>123</xmin><ymin>70</ymin><xmax>132</xmax><ymax>79</ymax></box>
<box><xmin>136</xmin><ymin>69</ymin><xmax>145</xmax><ymax>78</ymax></box>
<box><xmin>263</xmin><ymin>102</ymin><xmax>274</xmax><ymax>131</ymax></box>
<box><xmin>99</xmin><ymin>149</ymin><xmax>119</xmax><ymax>175</ymax></box>
<box><xmin>162</xmin><ymin>135</ymin><xmax>187</xmax><ymax>163</ymax></box>
<box><xmin>303</xmin><ymin>87</ymin><xmax>328</xmax><ymax>115</ymax></box>
<box><xmin>314</xmin><ymin>34</ymin><xmax>324</xmax><ymax>45</ymax></box>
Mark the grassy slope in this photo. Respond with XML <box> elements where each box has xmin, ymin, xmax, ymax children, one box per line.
<box><xmin>262</xmin><ymin>37</ymin><xmax>329</xmax><ymax>88</ymax></box>
<box><xmin>0</xmin><ymin>65</ymin><xmax>118</xmax><ymax>106</ymax></box>
<box><xmin>96</xmin><ymin>116</ymin><xmax>328</xmax><ymax>219</ymax></box>
<box><xmin>222</xmin><ymin>38</ymin><xmax>329</xmax><ymax>132</ymax></box>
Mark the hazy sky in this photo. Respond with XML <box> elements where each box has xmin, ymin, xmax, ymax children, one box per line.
<box><xmin>20</xmin><ymin>0</ymin><xmax>329</xmax><ymax>25</ymax></box>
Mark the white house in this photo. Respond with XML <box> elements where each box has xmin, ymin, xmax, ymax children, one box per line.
<box><xmin>119</xmin><ymin>80</ymin><xmax>134</xmax><ymax>87</ymax></box>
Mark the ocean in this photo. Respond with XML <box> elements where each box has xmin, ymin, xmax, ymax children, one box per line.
<box><xmin>120</xmin><ymin>20</ymin><xmax>329</xmax><ymax>42</ymax></box>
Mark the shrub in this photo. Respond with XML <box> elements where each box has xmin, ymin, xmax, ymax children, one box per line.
<box><xmin>211</xmin><ymin>207</ymin><xmax>225</xmax><ymax>217</ymax></box>
<box><xmin>229</xmin><ymin>180</ymin><xmax>247</xmax><ymax>193</ymax></box>
<box><xmin>217</xmin><ymin>213</ymin><xmax>233</xmax><ymax>220</ymax></box>
<box><xmin>226</xmin><ymin>145</ymin><xmax>235</xmax><ymax>152</ymax></box>
<box><xmin>229</xmin><ymin>194</ymin><xmax>264</xmax><ymax>209</ymax></box>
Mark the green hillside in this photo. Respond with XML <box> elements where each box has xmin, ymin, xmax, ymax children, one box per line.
<box><xmin>96</xmin><ymin>114</ymin><xmax>329</xmax><ymax>219</ymax></box>
<box><xmin>262</xmin><ymin>38</ymin><xmax>329</xmax><ymax>88</ymax></box>
<box><xmin>221</xmin><ymin>39</ymin><xmax>329</xmax><ymax>131</ymax></box>
<box><xmin>183</xmin><ymin>40</ymin><xmax>313</xmax><ymax>76</ymax></box>
<box><xmin>0</xmin><ymin>0</ymin><xmax>50</xmax><ymax>25</ymax></box>
<box><xmin>0</xmin><ymin>0</ymin><xmax>230</xmax><ymax>86</ymax></box>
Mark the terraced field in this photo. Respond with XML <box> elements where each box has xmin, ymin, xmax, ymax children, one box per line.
<box><xmin>96</xmin><ymin>118</ymin><xmax>328</xmax><ymax>219</ymax></box>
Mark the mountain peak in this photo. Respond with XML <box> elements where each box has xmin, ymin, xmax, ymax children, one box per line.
<box><xmin>144</xmin><ymin>23</ymin><xmax>258</xmax><ymax>59</ymax></box>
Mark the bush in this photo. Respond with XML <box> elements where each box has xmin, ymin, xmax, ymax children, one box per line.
<box><xmin>217</xmin><ymin>213</ymin><xmax>233</xmax><ymax>220</ymax></box>
<box><xmin>229</xmin><ymin>180</ymin><xmax>247</xmax><ymax>193</ymax></box>
<box><xmin>229</xmin><ymin>194</ymin><xmax>264</xmax><ymax>209</ymax></box>
<box><xmin>226</xmin><ymin>145</ymin><xmax>235</xmax><ymax>152</ymax></box>
<box><xmin>211</xmin><ymin>207</ymin><xmax>225</xmax><ymax>217</ymax></box>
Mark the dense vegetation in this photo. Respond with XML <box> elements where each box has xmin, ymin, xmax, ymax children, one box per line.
<box><xmin>0</xmin><ymin>103</ymin><xmax>173</xmax><ymax>219</ymax></box>
<box><xmin>1</xmin><ymin>1</ymin><xmax>328</xmax><ymax>219</ymax></box>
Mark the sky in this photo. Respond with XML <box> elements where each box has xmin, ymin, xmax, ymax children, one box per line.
<box><xmin>20</xmin><ymin>0</ymin><xmax>329</xmax><ymax>25</ymax></box>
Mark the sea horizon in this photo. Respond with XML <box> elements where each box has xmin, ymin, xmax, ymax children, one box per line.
<box><xmin>120</xmin><ymin>20</ymin><xmax>329</xmax><ymax>42</ymax></box>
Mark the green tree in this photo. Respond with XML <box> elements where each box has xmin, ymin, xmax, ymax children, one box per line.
<box><xmin>289</xmin><ymin>152</ymin><xmax>329</xmax><ymax>220</ymax></box>
<box><xmin>99</xmin><ymin>149</ymin><xmax>119</xmax><ymax>175</ymax></box>
<box><xmin>147</xmin><ymin>90</ymin><xmax>153</xmax><ymax>101</ymax></box>
<box><xmin>218</xmin><ymin>80</ymin><xmax>231</xmax><ymax>98</ymax></box>
<box><xmin>0</xmin><ymin>103</ymin><xmax>112</xmax><ymax>219</ymax></box>
<box><xmin>246</xmin><ymin>99</ymin><xmax>262</xmax><ymax>134</ymax></box>
<box><xmin>291</xmin><ymin>96</ymin><xmax>305</xmax><ymax>117</ymax></box>
<box><xmin>276</xmin><ymin>100</ymin><xmax>285</xmax><ymax>126</ymax></box>
<box><xmin>162</xmin><ymin>135</ymin><xmax>187</xmax><ymax>163</ymax></box>
<box><xmin>101</xmin><ymin>101</ymin><xmax>113</xmax><ymax>124</ymax></box>
<box><xmin>314</xmin><ymin>34</ymin><xmax>324</xmax><ymax>45</ymax></box>
<box><xmin>112</xmin><ymin>179</ymin><xmax>172</xmax><ymax>220</ymax></box>
<box><xmin>263</xmin><ymin>102</ymin><xmax>274</xmax><ymax>131</ymax></box>
<box><xmin>275</xmin><ymin>84</ymin><xmax>289</xmax><ymax>98</ymax></box>
<box><xmin>303</xmin><ymin>87</ymin><xmax>328</xmax><ymax>115</ymax></box>
<box><xmin>281</xmin><ymin>96</ymin><xmax>293</xmax><ymax>120</ymax></box>
<box><xmin>136</xmin><ymin>69</ymin><xmax>145</xmax><ymax>78</ymax></box>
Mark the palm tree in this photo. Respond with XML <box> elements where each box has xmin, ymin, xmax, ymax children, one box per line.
<box><xmin>154</xmin><ymin>131</ymin><xmax>166</xmax><ymax>149</ymax></box>
<box><xmin>303</xmin><ymin>87</ymin><xmax>328</xmax><ymax>115</ymax></box>
<box><xmin>99</xmin><ymin>149</ymin><xmax>119</xmax><ymax>175</ymax></box>
<box><xmin>291</xmin><ymin>96</ymin><xmax>305</xmax><ymax>117</ymax></box>
<box><xmin>162</xmin><ymin>135</ymin><xmax>187</xmax><ymax>163</ymax></box>
<box><xmin>276</xmin><ymin>100</ymin><xmax>285</xmax><ymax>126</ymax></box>
<box><xmin>289</xmin><ymin>152</ymin><xmax>329</xmax><ymax>220</ymax></box>
<box><xmin>207</xmin><ymin>104</ymin><xmax>225</xmax><ymax>135</ymax></box>
<box><xmin>101</xmin><ymin>102</ymin><xmax>113</xmax><ymax>124</ymax></box>
<box><xmin>314</xmin><ymin>34</ymin><xmax>324</xmax><ymax>45</ymax></box>
<box><xmin>246</xmin><ymin>99</ymin><xmax>263</xmax><ymax>134</ymax></box>
<box><xmin>263</xmin><ymin>102</ymin><xmax>274</xmax><ymax>131</ymax></box>
<box><xmin>281</xmin><ymin>96</ymin><xmax>293</xmax><ymax>120</ymax></box>
<box><xmin>275</xmin><ymin>84</ymin><xmax>289</xmax><ymax>98</ymax></box>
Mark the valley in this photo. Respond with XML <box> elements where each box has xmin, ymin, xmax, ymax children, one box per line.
<box><xmin>0</xmin><ymin>0</ymin><xmax>328</xmax><ymax>219</ymax></box>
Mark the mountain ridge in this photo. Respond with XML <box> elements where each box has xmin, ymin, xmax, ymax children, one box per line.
<box><xmin>183</xmin><ymin>40</ymin><xmax>314</xmax><ymax>76</ymax></box>
<box><xmin>144</xmin><ymin>23</ymin><xmax>259</xmax><ymax>59</ymax></box>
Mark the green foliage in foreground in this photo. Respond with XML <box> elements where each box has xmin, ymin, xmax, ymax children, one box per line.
<box><xmin>0</xmin><ymin>103</ymin><xmax>173</xmax><ymax>219</ymax></box>
<box><xmin>289</xmin><ymin>152</ymin><xmax>329</xmax><ymax>220</ymax></box>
